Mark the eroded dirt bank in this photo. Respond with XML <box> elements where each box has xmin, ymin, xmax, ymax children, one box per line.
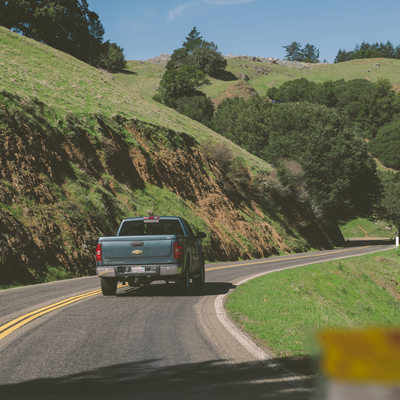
<box><xmin>0</xmin><ymin>92</ymin><xmax>340</xmax><ymax>284</ymax></box>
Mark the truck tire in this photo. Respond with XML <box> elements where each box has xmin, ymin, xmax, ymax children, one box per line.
<box><xmin>101</xmin><ymin>277</ymin><xmax>117</xmax><ymax>296</ymax></box>
<box><xmin>192</xmin><ymin>260</ymin><xmax>205</xmax><ymax>289</ymax></box>
<box><xmin>177</xmin><ymin>268</ymin><xmax>191</xmax><ymax>293</ymax></box>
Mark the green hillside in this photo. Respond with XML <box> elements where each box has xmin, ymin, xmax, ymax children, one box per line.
<box><xmin>217</xmin><ymin>57</ymin><xmax>400</xmax><ymax>97</ymax></box>
<box><xmin>115</xmin><ymin>56</ymin><xmax>400</xmax><ymax>104</ymax></box>
<box><xmin>0</xmin><ymin>27</ymin><xmax>264</xmax><ymax>169</ymax></box>
<box><xmin>0</xmin><ymin>27</ymin><xmax>342</xmax><ymax>286</ymax></box>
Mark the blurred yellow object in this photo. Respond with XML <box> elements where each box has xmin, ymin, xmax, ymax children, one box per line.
<box><xmin>319</xmin><ymin>327</ymin><xmax>400</xmax><ymax>384</ymax></box>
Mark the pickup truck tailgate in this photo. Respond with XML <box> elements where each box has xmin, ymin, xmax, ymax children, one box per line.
<box><xmin>100</xmin><ymin>235</ymin><xmax>177</xmax><ymax>265</ymax></box>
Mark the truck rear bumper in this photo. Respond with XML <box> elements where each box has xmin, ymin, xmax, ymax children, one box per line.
<box><xmin>96</xmin><ymin>264</ymin><xmax>182</xmax><ymax>279</ymax></box>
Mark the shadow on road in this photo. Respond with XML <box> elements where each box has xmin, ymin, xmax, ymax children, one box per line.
<box><xmin>0</xmin><ymin>357</ymin><xmax>318</xmax><ymax>400</ymax></box>
<box><xmin>343</xmin><ymin>238</ymin><xmax>395</xmax><ymax>247</ymax></box>
<box><xmin>117</xmin><ymin>281</ymin><xmax>236</xmax><ymax>297</ymax></box>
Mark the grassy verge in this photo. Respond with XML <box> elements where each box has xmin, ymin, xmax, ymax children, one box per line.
<box><xmin>340</xmin><ymin>217</ymin><xmax>396</xmax><ymax>238</ymax></box>
<box><xmin>225</xmin><ymin>249</ymin><xmax>400</xmax><ymax>357</ymax></box>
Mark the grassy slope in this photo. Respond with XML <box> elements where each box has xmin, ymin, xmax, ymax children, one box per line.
<box><xmin>4</xmin><ymin>27</ymin><xmax>335</xmax><ymax>286</ymax></box>
<box><xmin>0</xmin><ymin>27</ymin><xmax>266</xmax><ymax>171</ymax></box>
<box><xmin>226</xmin><ymin>249</ymin><xmax>400</xmax><ymax>357</ymax></box>
<box><xmin>203</xmin><ymin>57</ymin><xmax>400</xmax><ymax>99</ymax></box>
<box><xmin>340</xmin><ymin>217</ymin><xmax>396</xmax><ymax>239</ymax></box>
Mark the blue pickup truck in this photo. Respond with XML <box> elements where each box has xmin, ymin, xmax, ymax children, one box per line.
<box><xmin>96</xmin><ymin>216</ymin><xmax>206</xmax><ymax>295</ymax></box>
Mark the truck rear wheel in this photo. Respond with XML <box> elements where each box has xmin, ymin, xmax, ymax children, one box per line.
<box><xmin>192</xmin><ymin>261</ymin><xmax>205</xmax><ymax>289</ymax></box>
<box><xmin>101</xmin><ymin>277</ymin><xmax>117</xmax><ymax>296</ymax></box>
<box><xmin>177</xmin><ymin>268</ymin><xmax>191</xmax><ymax>293</ymax></box>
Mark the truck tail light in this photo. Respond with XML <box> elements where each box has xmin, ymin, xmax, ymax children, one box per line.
<box><xmin>173</xmin><ymin>241</ymin><xmax>182</xmax><ymax>260</ymax></box>
<box><xmin>96</xmin><ymin>244</ymin><xmax>102</xmax><ymax>262</ymax></box>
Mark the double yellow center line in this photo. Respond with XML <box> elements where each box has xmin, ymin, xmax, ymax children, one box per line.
<box><xmin>0</xmin><ymin>289</ymin><xmax>101</xmax><ymax>341</ymax></box>
<box><xmin>0</xmin><ymin>247</ymin><xmax>370</xmax><ymax>341</ymax></box>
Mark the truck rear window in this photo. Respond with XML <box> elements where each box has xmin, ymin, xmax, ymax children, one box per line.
<box><xmin>119</xmin><ymin>220</ymin><xmax>184</xmax><ymax>236</ymax></box>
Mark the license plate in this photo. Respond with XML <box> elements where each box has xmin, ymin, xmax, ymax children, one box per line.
<box><xmin>131</xmin><ymin>266</ymin><xmax>146</xmax><ymax>273</ymax></box>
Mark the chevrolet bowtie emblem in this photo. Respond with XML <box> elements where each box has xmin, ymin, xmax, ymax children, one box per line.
<box><xmin>132</xmin><ymin>250</ymin><xmax>143</xmax><ymax>255</ymax></box>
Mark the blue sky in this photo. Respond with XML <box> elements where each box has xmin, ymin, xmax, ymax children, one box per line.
<box><xmin>89</xmin><ymin>0</ymin><xmax>400</xmax><ymax>63</ymax></box>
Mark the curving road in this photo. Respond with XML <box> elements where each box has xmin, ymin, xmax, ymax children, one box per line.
<box><xmin>0</xmin><ymin>244</ymin><xmax>393</xmax><ymax>399</ymax></box>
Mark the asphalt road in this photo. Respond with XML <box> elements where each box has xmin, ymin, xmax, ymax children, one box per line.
<box><xmin>0</xmin><ymin>244</ymin><xmax>393</xmax><ymax>399</ymax></box>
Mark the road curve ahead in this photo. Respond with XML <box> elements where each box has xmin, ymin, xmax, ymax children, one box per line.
<box><xmin>0</xmin><ymin>244</ymin><xmax>393</xmax><ymax>400</ymax></box>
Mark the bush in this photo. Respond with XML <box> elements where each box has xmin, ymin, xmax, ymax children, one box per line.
<box><xmin>267</xmin><ymin>78</ymin><xmax>399</xmax><ymax>138</ymax></box>
<box><xmin>212</xmin><ymin>98</ymin><xmax>381</xmax><ymax>221</ymax></box>
<box><xmin>369</xmin><ymin>119</ymin><xmax>400</xmax><ymax>170</ymax></box>
<box><xmin>154</xmin><ymin>65</ymin><xmax>208</xmax><ymax>107</ymax></box>
<box><xmin>265</xmin><ymin>102</ymin><xmax>381</xmax><ymax>220</ymax></box>
<box><xmin>277</xmin><ymin>159</ymin><xmax>310</xmax><ymax>204</ymax></box>
<box><xmin>204</xmin><ymin>142</ymin><xmax>234</xmax><ymax>171</ymax></box>
<box><xmin>378</xmin><ymin>171</ymin><xmax>400</xmax><ymax>231</ymax></box>
<box><xmin>175</xmin><ymin>94</ymin><xmax>214</xmax><ymax>124</ymax></box>
<box><xmin>97</xmin><ymin>41</ymin><xmax>127</xmax><ymax>72</ymax></box>
<box><xmin>211</xmin><ymin>97</ymin><xmax>271</xmax><ymax>151</ymax></box>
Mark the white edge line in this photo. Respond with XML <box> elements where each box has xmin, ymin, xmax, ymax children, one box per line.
<box><xmin>214</xmin><ymin>246</ymin><xmax>395</xmax><ymax>362</ymax></box>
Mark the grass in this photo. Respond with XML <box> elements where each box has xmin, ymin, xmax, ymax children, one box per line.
<box><xmin>201</xmin><ymin>57</ymin><xmax>400</xmax><ymax>101</ymax></box>
<box><xmin>218</xmin><ymin>57</ymin><xmax>400</xmax><ymax>97</ymax></box>
<box><xmin>3</xmin><ymin>25</ymin><xmax>395</xmax><ymax>172</ymax></box>
<box><xmin>225</xmin><ymin>249</ymin><xmax>400</xmax><ymax>357</ymax></box>
<box><xmin>0</xmin><ymin>27</ymin><xmax>267</xmax><ymax>172</ymax></box>
<box><xmin>340</xmin><ymin>217</ymin><xmax>396</xmax><ymax>238</ymax></box>
<box><xmin>2</xmin><ymin>26</ymin><xmax>398</xmax><ymax>287</ymax></box>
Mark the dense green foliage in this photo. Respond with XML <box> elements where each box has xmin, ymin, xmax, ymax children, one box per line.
<box><xmin>97</xmin><ymin>41</ymin><xmax>127</xmax><ymax>72</ymax></box>
<box><xmin>166</xmin><ymin>27</ymin><xmax>227</xmax><ymax>76</ymax></box>
<box><xmin>174</xmin><ymin>94</ymin><xmax>215</xmax><ymax>124</ymax></box>
<box><xmin>379</xmin><ymin>172</ymin><xmax>400</xmax><ymax>231</ymax></box>
<box><xmin>154</xmin><ymin>65</ymin><xmax>209</xmax><ymax>105</ymax></box>
<box><xmin>267</xmin><ymin>78</ymin><xmax>399</xmax><ymax>137</ymax></box>
<box><xmin>153</xmin><ymin>65</ymin><xmax>214</xmax><ymax>124</ymax></box>
<box><xmin>210</xmin><ymin>97</ymin><xmax>270</xmax><ymax>152</ymax></box>
<box><xmin>154</xmin><ymin>27</ymin><xmax>223</xmax><ymax>123</ymax></box>
<box><xmin>335</xmin><ymin>41</ymin><xmax>400</xmax><ymax>63</ymax></box>
<box><xmin>283</xmin><ymin>41</ymin><xmax>320</xmax><ymax>63</ymax></box>
<box><xmin>369</xmin><ymin>118</ymin><xmax>400</xmax><ymax>170</ymax></box>
<box><xmin>211</xmin><ymin>98</ymin><xmax>381</xmax><ymax>221</ymax></box>
<box><xmin>0</xmin><ymin>0</ymin><xmax>126</xmax><ymax>71</ymax></box>
<box><xmin>266</xmin><ymin>78</ymin><xmax>400</xmax><ymax>229</ymax></box>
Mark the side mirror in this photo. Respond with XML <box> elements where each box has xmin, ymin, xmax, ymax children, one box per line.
<box><xmin>196</xmin><ymin>232</ymin><xmax>206</xmax><ymax>240</ymax></box>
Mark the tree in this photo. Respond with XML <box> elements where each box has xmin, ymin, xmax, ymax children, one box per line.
<box><xmin>267</xmin><ymin>78</ymin><xmax>399</xmax><ymax>138</ymax></box>
<box><xmin>334</xmin><ymin>49</ymin><xmax>354</xmax><ymax>63</ymax></box>
<box><xmin>155</xmin><ymin>27</ymin><xmax>224</xmax><ymax>124</ymax></box>
<box><xmin>212</xmin><ymin>100</ymin><xmax>381</xmax><ymax>221</ymax></box>
<box><xmin>211</xmin><ymin>97</ymin><xmax>271</xmax><ymax>151</ymax></box>
<box><xmin>154</xmin><ymin>65</ymin><xmax>209</xmax><ymax>107</ymax></box>
<box><xmin>0</xmin><ymin>0</ymin><xmax>126</xmax><ymax>71</ymax></box>
<box><xmin>166</xmin><ymin>27</ymin><xmax>226</xmax><ymax>76</ymax></box>
<box><xmin>302</xmin><ymin>43</ymin><xmax>320</xmax><ymax>63</ymax></box>
<box><xmin>97</xmin><ymin>41</ymin><xmax>127</xmax><ymax>72</ymax></box>
<box><xmin>283</xmin><ymin>42</ymin><xmax>303</xmax><ymax>62</ymax></box>
<box><xmin>379</xmin><ymin>172</ymin><xmax>400</xmax><ymax>232</ymax></box>
<box><xmin>335</xmin><ymin>40</ymin><xmax>400</xmax><ymax>62</ymax></box>
<box><xmin>175</xmin><ymin>94</ymin><xmax>214</xmax><ymax>125</ymax></box>
<box><xmin>183</xmin><ymin>26</ymin><xmax>203</xmax><ymax>53</ymax></box>
<box><xmin>369</xmin><ymin>118</ymin><xmax>400</xmax><ymax>170</ymax></box>
<box><xmin>267</xmin><ymin>78</ymin><xmax>317</xmax><ymax>102</ymax></box>
<box><xmin>283</xmin><ymin>42</ymin><xmax>319</xmax><ymax>63</ymax></box>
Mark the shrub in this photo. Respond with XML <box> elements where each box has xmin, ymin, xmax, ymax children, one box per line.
<box><xmin>203</xmin><ymin>142</ymin><xmax>234</xmax><ymax>171</ymax></box>
<box><xmin>369</xmin><ymin>119</ymin><xmax>400</xmax><ymax>170</ymax></box>
<box><xmin>174</xmin><ymin>94</ymin><xmax>214</xmax><ymax>124</ymax></box>
<box><xmin>96</xmin><ymin>41</ymin><xmax>127</xmax><ymax>72</ymax></box>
